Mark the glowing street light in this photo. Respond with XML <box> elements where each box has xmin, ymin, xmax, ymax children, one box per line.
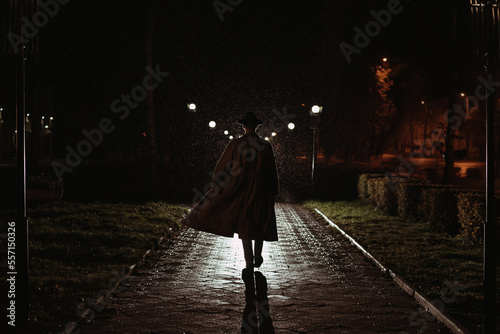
<box><xmin>187</xmin><ymin>103</ymin><xmax>197</xmax><ymax>112</ymax></box>
<box><xmin>288</xmin><ymin>122</ymin><xmax>295</xmax><ymax>131</ymax></box>
<box><xmin>309</xmin><ymin>105</ymin><xmax>323</xmax><ymax>193</ymax></box>
<box><xmin>229</xmin><ymin>135</ymin><xmax>233</xmax><ymax>140</ymax></box>
<box><xmin>224</xmin><ymin>130</ymin><xmax>229</xmax><ymax>135</ymax></box>
<box><xmin>310</xmin><ymin>105</ymin><xmax>322</xmax><ymax>115</ymax></box>
<box><xmin>209</xmin><ymin>121</ymin><xmax>216</xmax><ymax>128</ymax></box>
<box><xmin>271</xmin><ymin>132</ymin><xmax>277</xmax><ymax>137</ymax></box>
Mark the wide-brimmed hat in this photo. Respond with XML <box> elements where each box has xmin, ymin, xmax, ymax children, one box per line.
<box><xmin>238</xmin><ymin>112</ymin><xmax>263</xmax><ymax>126</ymax></box>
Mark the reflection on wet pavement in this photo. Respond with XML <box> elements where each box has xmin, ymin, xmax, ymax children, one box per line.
<box><xmin>82</xmin><ymin>203</ymin><xmax>448</xmax><ymax>333</ymax></box>
<box><xmin>241</xmin><ymin>269</ymin><xmax>274</xmax><ymax>333</ymax></box>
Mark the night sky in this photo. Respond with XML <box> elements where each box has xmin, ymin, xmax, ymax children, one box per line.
<box><xmin>1</xmin><ymin>0</ymin><xmax>474</xmax><ymax>161</ymax></box>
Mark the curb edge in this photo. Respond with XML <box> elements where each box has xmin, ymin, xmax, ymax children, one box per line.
<box><xmin>314</xmin><ymin>207</ymin><xmax>472</xmax><ymax>334</ymax></box>
<box><xmin>59</xmin><ymin>225</ymin><xmax>185</xmax><ymax>334</ymax></box>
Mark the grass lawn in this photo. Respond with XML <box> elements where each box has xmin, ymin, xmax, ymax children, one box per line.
<box><xmin>304</xmin><ymin>199</ymin><xmax>500</xmax><ymax>334</ymax></box>
<box><xmin>0</xmin><ymin>201</ymin><xmax>187</xmax><ymax>333</ymax></box>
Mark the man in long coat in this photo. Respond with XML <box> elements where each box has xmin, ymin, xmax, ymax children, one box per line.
<box><xmin>184</xmin><ymin>112</ymin><xmax>279</xmax><ymax>268</ymax></box>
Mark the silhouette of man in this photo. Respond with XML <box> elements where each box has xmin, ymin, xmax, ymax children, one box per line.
<box><xmin>185</xmin><ymin>112</ymin><xmax>279</xmax><ymax>268</ymax></box>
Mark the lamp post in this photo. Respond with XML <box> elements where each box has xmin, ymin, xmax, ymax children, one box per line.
<box><xmin>0</xmin><ymin>108</ymin><xmax>3</xmax><ymax>160</ymax></box>
<box><xmin>187</xmin><ymin>103</ymin><xmax>197</xmax><ymax>173</ymax></box>
<box><xmin>470</xmin><ymin>1</ymin><xmax>499</xmax><ymax>332</ymax></box>
<box><xmin>4</xmin><ymin>1</ymin><xmax>40</xmax><ymax>327</ymax></box>
<box><xmin>310</xmin><ymin>105</ymin><xmax>323</xmax><ymax>193</ymax></box>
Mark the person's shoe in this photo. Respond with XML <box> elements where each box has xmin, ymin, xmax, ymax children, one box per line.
<box><xmin>254</xmin><ymin>255</ymin><xmax>263</xmax><ymax>268</ymax></box>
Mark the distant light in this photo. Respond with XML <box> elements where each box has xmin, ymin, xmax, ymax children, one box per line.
<box><xmin>265</xmin><ymin>137</ymin><xmax>270</xmax><ymax>141</ymax></box>
<box><xmin>142</xmin><ymin>132</ymin><xmax>146</xmax><ymax>137</ymax></box>
<box><xmin>421</xmin><ymin>100</ymin><xmax>425</xmax><ymax>105</ymax></box>
<box><xmin>26</xmin><ymin>113</ymin><xmax>30</xmax><ymax>117</ymax></box>
<box><xmin>460</xmin><ymin>93</ymin><xmax>466</xmax><ymax>97</ymax></box>
<box><xmin>0</xmin><ymin>108</ymin><xmax>3</xmax><ymax>111</ymax></box>
<box><xmin>310</xmin><ymin>105</ymin><xmax>322</xmax><ymax>115</ymax></box>
<box><xmin>188</xmin><ymin>103</ymin><xmax>196</xmax><ymax>111</ymax></box>
<box><xmin>50</xmin><ymin>116</ymin><xmax>54</xmax><ymax>120</ymax></box>
<box><xmin>229</xmin><ymin>135</ymin><xmax>233</xmax><ymax>140</ymax></box>
<box><xmin>209</xmin><ymin>121</ymin><xmax>216</xmax><ymax>128</ymax></box>
<box><xmin>288</xmin><ymin>123</ymin><xmax>295</xmax><ymax>130</ymax></box>
<box><xmin>382</xmin><ymin>58</ymin><xmax>388</xmax><ymax>62</ymax></box>
<box><xmin>41</xmin><ymin>116</ymin><xmax>45</xmax><ymax>119</ymax></box>
<box><xmin>271</xmin><ymin>132</ymin><xmax>277</xmax><ymax>136</ymax></box>
<box><xmin>301</xmin><ymin>103</ymin><xmax>305</xmax><ymax>107</ymax></box>
<box><xmin>44</xmin><ymin>125</ymin><xmax>49</xmax><ymax>129</ymax></box>
<box><xmin>224</xmin><ymin>130</ymin><xmax>229</xmax><ymax>135</ymax></box>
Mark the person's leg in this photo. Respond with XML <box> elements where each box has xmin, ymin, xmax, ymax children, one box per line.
<box><xmin>242</xmin><ymin>239</ymin><xmax>254</xmax><ymax>268</ymax></box>
<box><xmin>254</xmin><ymin>240</ymin><xmax>264</xmax><ymax>267</ymax></box>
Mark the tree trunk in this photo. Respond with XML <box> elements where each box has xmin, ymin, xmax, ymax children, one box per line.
<box><xmin>443</xmin><ymin>6</ymin><xmax>459</xmax><ymax>185</ymax></box>
<box><xmin>443</xmin><ymin>99</ymin><xmax>456</xmax><ymax>185</ymax></box>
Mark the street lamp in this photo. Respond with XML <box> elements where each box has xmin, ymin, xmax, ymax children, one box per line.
<box><xmin>310</xmin><ymin>105</ymin><xmax>323</xmax><ymax>193</ymax></box>
<box><xmin>209</xmin><ymin>121</ymin><xmax>216</xmax><ymax>129</ymax></box>
<box><xmin>311</xmin><ymin>105</ymin><xmax>322</xmax><ymax>115</ymax></box>
<box><xmin>187</xmin><ymin>103</ymin><xmax>197</xmax><ymax>112</ymax></box>
<box><xmin>470</xmin><ymin>2</ymin><xmax>499</xmax><ymax>331</ymax></box>
<box><xmin>7</xmin><ymin>0</ymin><xmax>40</xmax><ymax>324</ymax></box>
<box><xmin>288</xmin><ymin>122</ymin><xmax>295</xmax><ymax>131</ymax></box>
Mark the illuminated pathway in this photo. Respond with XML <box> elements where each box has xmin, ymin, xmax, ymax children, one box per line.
<box><xmin>82</xmin><ymin>203</ymin><xmax>449</xmax><ymax>333</ymax></box>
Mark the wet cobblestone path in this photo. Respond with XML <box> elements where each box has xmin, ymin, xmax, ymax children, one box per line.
<box><xmin>82</xmin><ymin>203</ymin><xmax>448</xmax><ymax>333</ymax></box>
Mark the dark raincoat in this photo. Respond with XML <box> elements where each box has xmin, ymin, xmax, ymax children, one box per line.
<box><xmin>184</xmin><ymin>132</ymin><xmax>279</xmax><ymax>241</ymax></box>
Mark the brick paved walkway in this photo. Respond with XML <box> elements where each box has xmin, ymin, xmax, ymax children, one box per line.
<box><xmin>81</xmin><ymin>203</ymin><xmax>449</xmax><ymax>333</ymax></box>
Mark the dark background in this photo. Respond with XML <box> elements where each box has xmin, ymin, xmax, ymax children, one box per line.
<box><xmin>0</xmin><ymin>0</ymin><xmax>477</xmax><ymax>203</ymax></box>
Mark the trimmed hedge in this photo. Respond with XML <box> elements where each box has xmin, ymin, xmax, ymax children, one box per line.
<box><xmin>358</xmin><ymin>173</ymin><xmax>384</xmax><ymax>201</ymax></box>
<box><xmin>357</xmin><ymin>173</ymin><xmax>499</xmax><ymax>243</ymax></box>
<box><xmin>365</xmin><ymin>177</ymin><xmax>399</xmax><ymax>214</ymax></box>
<box><xmin>420</xmin><ymin>186</ymin><xmax>462</xmax><ymax>234</ymax></box>
<box><xmin>359</xmin><ymin>174</ymin><xmax>431</xmax><ymax>216</ymax></box>
<box><xmin>456</xmin><ymin>192</ymin><xmax>500</xmax><ymax>245</ymax></box>
<box><xmin>395</xmin><ymin>179</ymin><xmax>431</xmax><ymax>221</ymax></box>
